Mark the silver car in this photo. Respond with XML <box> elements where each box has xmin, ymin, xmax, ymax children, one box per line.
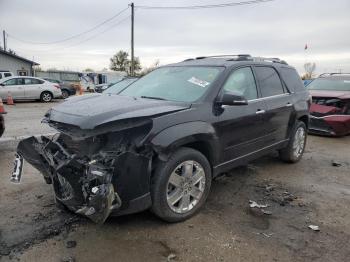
<box><xmin>0</xmin><ymin>76</ymin><xmax>62</xmax><ymax>102</ymax></box>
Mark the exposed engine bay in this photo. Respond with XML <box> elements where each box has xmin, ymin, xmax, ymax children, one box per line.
<box><xmin>309</xmin><ymin>97</ymin><xmax>350</xmax><ymax>136</ymax></box>
<box><xmin>13</xmin><ymin>122</ymin><xmax>154</xmax><ymax>223</ymax></box>
<box><xmin>311</xmin><ymin>97</ymin><xmax>350</xmax><ymax>116</ymax></box>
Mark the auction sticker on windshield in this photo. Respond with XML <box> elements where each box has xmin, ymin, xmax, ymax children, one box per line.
<box><xmin>188</xmin><ymin>77</ymin><xmax>210</xmax><ymax>88</ymax></box>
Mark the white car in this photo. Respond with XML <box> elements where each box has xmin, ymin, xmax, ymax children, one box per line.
<box><xmin>0</xmin><ymin>76</ymin><xmax>62</xmax><ymax>102</ymax></box>
<box><xmin>0</xmin><ymin>71</ymin><xmax>14</xmax><ymax>79</ymax></box>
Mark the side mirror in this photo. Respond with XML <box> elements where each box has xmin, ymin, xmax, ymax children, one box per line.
<box><xmin>217</xmin><ymin>92</ymin><xmax>248</xmax><ymax>106</ymax></box>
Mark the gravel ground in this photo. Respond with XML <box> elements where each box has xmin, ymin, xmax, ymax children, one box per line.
<box><xmin>0</xmin><ymin>133</ymin><xmax>349</xmax><ymax>262</ymax></box>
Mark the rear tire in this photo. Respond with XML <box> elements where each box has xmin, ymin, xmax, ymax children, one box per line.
<box><xmin>40</xmin><ymin>91</ymin><xmax>53</xmax><ymax>102</ymax></box>
<box><xmin>279</xmin><ymin>121</ymin><xmax>307</xmax><ymax>163</ymax></box>
<box><xmin>61</xmin><ymin>90</ymin><xmax>69</xmax><ymax>99</ymax></box>
<box><xmin>151</xmin><ymin>147</ymin><xmax>212</xmax><ymax>222</ymax></box>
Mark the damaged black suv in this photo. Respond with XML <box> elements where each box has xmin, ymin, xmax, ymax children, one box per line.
<box><xmin>13</xmin><ymin>55</ymin><xmax>310</xmax><ymax>223</ymax></box>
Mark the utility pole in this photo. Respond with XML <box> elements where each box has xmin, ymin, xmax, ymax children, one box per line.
<box><xmin>130</xmin><ymin>2</ymin><xmax>135</xmax><ymax>76</ymax></box>
<box><xmin>3</xmin><ymin>30</ymin><xmax>7</xmax><ymax>51</ymax></box>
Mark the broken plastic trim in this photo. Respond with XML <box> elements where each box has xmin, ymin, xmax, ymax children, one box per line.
<box><xmin>14</xmin><ymin>135</ymin><xmax>124</xmax><ymax>224</ymax></box>
<box><xmin>10</xmin><ymin>153</ymin><xmax>24</xmax><ymax>183</ymax></box>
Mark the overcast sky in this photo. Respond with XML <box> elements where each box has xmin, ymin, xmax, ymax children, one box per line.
<box><xmin>0</xmin><ymin>0</ymin><xmax>349</xmax><ymax>75</ymax></box>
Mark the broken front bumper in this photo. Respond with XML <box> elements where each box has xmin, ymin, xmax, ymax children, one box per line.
<box><xmin>309</xmin><ymin>115</ymin><xmax>350</xmax><ymax>136</ymax></box>
<box><xmin>13</xmin><ymin>135</ymin><xmax>152</xmax><ymax>223</ymax></box>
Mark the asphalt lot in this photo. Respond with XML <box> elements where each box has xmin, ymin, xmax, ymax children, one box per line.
<box><xmin>1</xmin><ymin>101</ymin><xmax>59</xmax><ymax>137</ymax></box>
<box><xmin>0</xmin><ymin>101</ymin><xmax>350</xmax><ymax>262</ymax></box>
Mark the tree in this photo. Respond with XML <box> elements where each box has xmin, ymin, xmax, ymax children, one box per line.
<box><xmin>303</xmin><ymin>62</ymin><xmax>316</xmax><ymax>79</ymax></box>
<box><xmin>33</xmin><ymin>65</ymin><xmax>43</xmax><ymax>72</ymax></box>
<box><xmin>110</xmin><ymin>50</ymin><xmax>129</xmax><ymax>72</ymax></box>
<box><xmin>110</xmin><ymin>50</ymin><xmax>142</xmax><ymax>76</ymax></box>
<box><xmin>83</xmin><ymin>68</ymin><xmax>94</xmax><ymax>72</ymax></box>
<box><xmin>126</xmin><ymin>57</ymin><xmax>142</xmax><ymax>75</ymax></box>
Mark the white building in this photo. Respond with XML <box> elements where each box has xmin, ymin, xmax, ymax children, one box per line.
<box><xmin>0</xmin><ymin>50</ymin><xmax>39</xmax><ymax>76</ymax></box>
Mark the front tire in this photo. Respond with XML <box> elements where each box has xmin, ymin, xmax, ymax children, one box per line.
<box><xmin>279</xmin><ymin>121</ymin><xmax>307</xmax><ymax>163</ymax></box>
<box><xmin>151</xmin><ymin>147</ymin><xmax>212</xmax><ymax>222</ymax></box>
<box><xmin>40</xmin><ymin>91</ymin><xmax>53</xmax><ymax>102</ymax></box>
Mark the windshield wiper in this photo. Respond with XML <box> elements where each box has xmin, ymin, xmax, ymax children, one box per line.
<box><xmin>140</xmin><ymin>96</ymin><xmax>167</xmax><ymax>101</ymax></box>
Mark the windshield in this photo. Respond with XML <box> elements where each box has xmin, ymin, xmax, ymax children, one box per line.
<box><xmin>104</xmin><ymin>78</ymin><xmax>137</xmax><ymax>94</ymax></box>
<box><xmin>308</xmin><ymin>78</ymin><xmax>350</xmax><ymax>91</ymax></box>
<box><xmin>119</xmin><ymin>66</ymin><xmax>223</xmax><ymax>102</ymax></box>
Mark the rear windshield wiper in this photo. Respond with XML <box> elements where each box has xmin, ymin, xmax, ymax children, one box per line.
<box><xmin>140</xmin><ymin>96</ymin><xmax>167</xmax><ymax>101</ymax></box>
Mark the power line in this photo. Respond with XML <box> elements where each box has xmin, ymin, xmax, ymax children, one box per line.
<box><xmin>61</xmin><ymin>15</ymin><xmax>131</xmax><ymax>50</ymax></box>
<box><xmin>6</xmin><ymin>6</ymin><xmax>129</xmax><ymax>45</ymax></box>
<box><xmin>19</xmin><ymin>15</ymin><xmax>131</xmax><ymax>53</ymax></box>
<box><xmin>136</xmin><ymin>0</ymin><xmax>276</xmax><ymax>10</ymax></box>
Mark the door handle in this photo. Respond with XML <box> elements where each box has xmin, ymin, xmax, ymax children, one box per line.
<box><xmin>256</xmin><ymin>109</ymin><xmax>266</xmax><ymax>115</ymax></box>
<box><xmin>286</xmin><ymin>102</ymin><xmax>293</xmax><ymax>107</ymax></box>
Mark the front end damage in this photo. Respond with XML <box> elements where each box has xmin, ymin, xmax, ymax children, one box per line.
<box><xmin>14</xmin><ymin>121</ymin><xmax>153</xmax><ymax>224</ymax></box>
<box><xmin>309</xmin><ymin>97</ymin><xmax>350</xmax><ymax>136</ymax></box>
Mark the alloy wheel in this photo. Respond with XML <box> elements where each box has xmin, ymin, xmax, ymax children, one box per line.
<box><xmin>293</xmin><ymin>127</ymin><xmax>306</xmax><ymax>158</ymax></box>
<box><xmin>166</xmin><ymin>160</ymin><xmax>206</xmax><ymax>214</ymax></box>
<box><xmin>42</xmin><ymin>93</ymin><xmax>52</xmax><ymax>102</ymax></box>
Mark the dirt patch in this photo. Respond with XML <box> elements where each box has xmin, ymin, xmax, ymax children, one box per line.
<box><xmin>1</xmin><ymin>135</ymin><xmax>350</xmax><ymax>261</ymax></box>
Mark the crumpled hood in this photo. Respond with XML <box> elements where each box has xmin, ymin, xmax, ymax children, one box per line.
<box><xmin>46</xmin><ymin>94</ymin><xmax>190</xmax><ymax>130</ymax></box>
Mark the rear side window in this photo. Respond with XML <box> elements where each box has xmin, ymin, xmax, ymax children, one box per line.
<box><xmin>222</xmin><ymin>67</ymin><xmax>258</xmax><ymax>100</ymax></box>
<box><xmin>254</xmin><ymin>67</ymin><xmax>284</xmax><ymax>97</ymax></box>
<box><xmin>31</xmin><ymin>78</ymin><xmax>44</xmax><ymax>84</ymax></box>
<box><xmin>280</xmin><ymin>67</ymin><xmax>304</xmax><ymax>92</ymax></box>
<box><xmin>4</xmin><ymin>73</ymin><xmax>12</xmax><ymax>77</ymax></box>
<box><xmin>24</xmin><ymin>78</ymin><xmax>44</xmax><ymax>84</ymax></box>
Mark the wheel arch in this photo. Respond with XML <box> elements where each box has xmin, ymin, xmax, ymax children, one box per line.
<box><xmin>298</xmin><ymin>114</ymin><xmax>309</xmax><ymax>129</ymax></box>
<box><xmin>150</xmin><ymin>121</ymin><xmax>220</xmax><ymax>166</ymax></box>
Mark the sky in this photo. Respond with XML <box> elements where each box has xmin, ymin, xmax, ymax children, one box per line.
<box><xmin>0</xmin><ymin>0</ymin><xmax>349</xmax><ymax>75</ymax></box>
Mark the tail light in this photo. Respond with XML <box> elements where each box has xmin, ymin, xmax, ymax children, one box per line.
<box><xmin>54</xmin><ymin>84</ymin><xmax>61</xmax><ymax>89</ymax></box>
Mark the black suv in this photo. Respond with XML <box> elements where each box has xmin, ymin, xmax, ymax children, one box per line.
<box><xmin>13</xmin><ymin>55</ymin><xmax>309</xmax><ymax>223</ymax></box>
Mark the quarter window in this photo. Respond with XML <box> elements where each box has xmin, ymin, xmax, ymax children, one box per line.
<box><xmin>255</xmin><ymin>67</ymin><xmax>284</xmax><ymax>97</ymax></box>
<box><xmin>222</xmin><ymin>67</ymin><xmax>258</xmax><ymax>100</ymax></box>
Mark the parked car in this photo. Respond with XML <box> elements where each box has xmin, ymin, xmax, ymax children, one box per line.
<box><xmin>0</xmin><ymin>114</ymin><xmax>4</xmax><ymax>137</ymax></box>
<box><xmin>94</xmin><ymin>82</ymin><xmax>114</xmax><ymax>93</ymax></box>
<box><xmin>43</xmin><ymin>78</ymin><xmax>76</xmax><ymax>99</ymax></box>
<box><xmin>0</xmin><ymin>71</ymin><xmax>14</xmax><ymax>80</ymax></box>
<box><xmin>0</xmin><ymin>76</ymin><xmax>62</xmax><ymax>102</ymax></box>
<box><xmin>103</xmin><ymin>77</ymin><xmax>138</xmax><ymax>94</ymax></box>
<box><xmin>15</xmin><ymin>55</ymin><xmax>309</xmax><ymax>224</ymax></box>
<box><xmin>308</xmin><ymin>73</ymin><xmax>350</xmax><ymax>136</ymax></box>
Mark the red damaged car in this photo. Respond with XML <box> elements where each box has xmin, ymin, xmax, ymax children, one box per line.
<box><xmin>308</xmin><ymin>73</ymin><xmax>350</xmax><ymax>136</ymax></box>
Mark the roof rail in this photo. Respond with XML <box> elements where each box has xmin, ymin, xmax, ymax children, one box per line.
<box><xmin>195</xmin><ymin>54</ymin><xmax>252</xmax><ymax>60</ymax></box>
<box><xmin>319</xmin><ymin>72</ymin><xmax>350</xmax><ymax>77</ymax></box>
<box><xmin>252</xmin><ymin>57</ymin><xmax>288</xmax><ymax>65</ymax></box>
<box><xmin>182</xmin><ymin>54</ymin><xmax>288</xmax><ymax>64</ymax></box>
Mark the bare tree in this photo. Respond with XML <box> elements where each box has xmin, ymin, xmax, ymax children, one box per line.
<box><xmin>140</xmin><ymin>60</ymin><xmax>160</xmax><ymax>76</ymax></box>
<box><xmin>304</xmin><ymin>62</ymin><xmax>316</xmax><ymax>79</ymax></box>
